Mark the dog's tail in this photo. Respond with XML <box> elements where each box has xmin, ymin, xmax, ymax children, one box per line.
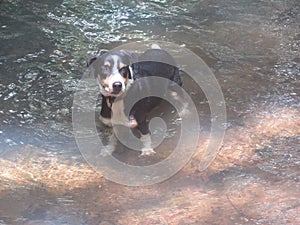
<box><xmin>151</xmin><ymin>43</ymin><xmax>161</xmax><ymax>49</ymax></box>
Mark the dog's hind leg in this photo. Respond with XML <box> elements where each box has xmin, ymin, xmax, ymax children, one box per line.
<box><xmin>137</xmin><ymin>120</ymin><xmax>156</xmax><ymax>156</ymax></box>
<box><xmin>100</xmin><ymin>132</ymin><xmax>117</xmax><ymax>156</ymax></box>
<box><xmin>140</xmin><ymin>134</ymin><xmax>156</xmax><ymax>156</ymax></box>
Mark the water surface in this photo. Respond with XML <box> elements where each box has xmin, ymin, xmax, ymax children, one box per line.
<box><xmin>0</xmin><ymin>0</ymin><xmax>299</xmax><ymax>224</ymax></box>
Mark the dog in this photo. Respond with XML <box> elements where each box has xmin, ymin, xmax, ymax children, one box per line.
<box><xmin>87</xmin><ymin>44</ymin><xmax>183</xmax><ymax>156</ymax></box>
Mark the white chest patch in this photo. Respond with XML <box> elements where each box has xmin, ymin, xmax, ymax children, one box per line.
<box><xmin>111</xmin><ymin>99</ymin><xmax>130</xmax><ymax>127</ymax></box>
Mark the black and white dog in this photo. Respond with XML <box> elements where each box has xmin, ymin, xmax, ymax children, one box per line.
<box><xmin>87</xmin><ymin>44</ymin><xmax>183</xmax><ymax>156</ymax></box>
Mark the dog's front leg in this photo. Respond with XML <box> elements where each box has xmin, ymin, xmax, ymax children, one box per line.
<box><xmin>99</xmin><ymin>94</ymin><xmax>112</xmax><ymax>127</ymax></box>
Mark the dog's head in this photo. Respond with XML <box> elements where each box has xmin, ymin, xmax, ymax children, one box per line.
<box><xmin>87</xmin><ymin>51</ymin><xmax>133</xmax><ymax>96</ymax></box>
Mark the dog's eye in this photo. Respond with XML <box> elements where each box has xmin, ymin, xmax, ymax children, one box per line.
<box><xmin>119</xmin><ymin>67</ymin><xmax>129</xmax><ymax>78</ymax></box>
<box><xmin>102</xmin><ymin>65</ymin><xmax>110</xmax><ymax>73</ymax></box>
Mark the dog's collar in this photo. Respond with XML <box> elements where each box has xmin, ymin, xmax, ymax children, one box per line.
<box><xmin>128</xmin><ymin>65</ymin><xmax>134</xmax><ymax>80</ymax></box>
<box><xmin>105</xmin><ymin>94</ymin><xmax>129</xmax><ymax>108</ymax></box>
<box><xmin>108</xmin><ymin>96</ymin><xmax>115</xmax><ymax>105</ymax></box>
<box><xmin>104</xmin><ymin>96</ymin><xmax>115</xmax><ymax>108</ymax></box>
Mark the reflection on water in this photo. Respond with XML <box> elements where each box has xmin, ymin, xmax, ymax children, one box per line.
<box><xmin>0</xmin><ymin>0</ymin><xmax>299</xmax><ymax>224</ymax></box>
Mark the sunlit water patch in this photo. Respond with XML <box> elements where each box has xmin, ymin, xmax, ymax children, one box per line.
<box><xmin>0</xmin><ymin>0</ymin><xmax>299</xmax><ymax>224</ymax></box>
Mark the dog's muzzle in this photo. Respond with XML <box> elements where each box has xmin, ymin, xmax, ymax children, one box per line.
<box><xmin>112</xmin><ymin>81</ymin><xmax>123</xmax><ymax>94</ymax></box>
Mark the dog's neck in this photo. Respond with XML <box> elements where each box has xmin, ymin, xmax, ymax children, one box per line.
<box><xmin>105</xmin><ymin>96</ymin><xmax>115</xmax><ymax>108</ymax></box>
<box><xmin>106</xmin><ymin>95</ymin><xmax>131</xmax><ymax>127</ymax></box>
<box><xmin>105</xmin><ymin>94</ymin><xmax>127</xmax><ymax>108</ymax></box>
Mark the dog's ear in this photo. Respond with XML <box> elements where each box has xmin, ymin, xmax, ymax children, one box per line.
<box><xmin>87</xmin><ymin>50</ymin><xmax>109</xmax><ymax>67</ymax></box>
<box><xmin>87</xmin><ymin>55</ymin><xmax>98</xmax><ymax>67</ymax></box>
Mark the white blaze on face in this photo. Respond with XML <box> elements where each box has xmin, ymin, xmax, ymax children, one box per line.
<box><xmin>107</xmin><ymin>55</ymin><xmax>126</xmax><ymax>93</ymax></box>
<box><xmin>108</xmin><ymin>75</ymin><xmax>126</xmax><ymax>93</ymax></box>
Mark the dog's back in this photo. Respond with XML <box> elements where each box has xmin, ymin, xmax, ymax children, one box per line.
<box><xmin>132</xmin><ymin>49</ymin><xmax>182</xmax><ymax>86</ymax></box>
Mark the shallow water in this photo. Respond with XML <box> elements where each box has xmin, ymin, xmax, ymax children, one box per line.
<box><xmin>0</xmin><ymin>0</ymin><xmax>299</xmax><ymax>224</ymax></box>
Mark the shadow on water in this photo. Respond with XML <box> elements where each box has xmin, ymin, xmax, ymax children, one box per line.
<box><xmin>0</xmin><ymin>0</ymin><xmax>299</xmax><ymax>224</ymax></box>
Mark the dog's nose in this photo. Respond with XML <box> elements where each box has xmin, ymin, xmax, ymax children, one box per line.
<box><xmin>112</xmin><ymin>81</ymin><xmax>122</xmax><ymax>94</ymax></box>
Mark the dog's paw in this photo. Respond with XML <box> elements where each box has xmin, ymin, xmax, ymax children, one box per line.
<box><xmin>129</xmin><ymin>116</ymin><xmax>138</xmax><ymax>128</ymax></box>
<box><xmin>140</xmin><ymin>148</ymin><xmax>156</xmax><ymax>156</ymax></box>
<box><xmin>99</xmin><ymin>115</ymin><xmax>112</xmax><ymax>127</ymax></box>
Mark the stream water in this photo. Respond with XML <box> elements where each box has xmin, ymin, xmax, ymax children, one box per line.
<box><xmin>0</xmin><ymin>0</ymin><xmax>299</xmax><ymax>224</ymax></box>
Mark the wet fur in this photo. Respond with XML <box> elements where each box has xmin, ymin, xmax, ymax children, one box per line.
<box><xmin>88</xmin><ymin>47</ymin><xmax>182</xmax><ymax>156</ymax></box>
